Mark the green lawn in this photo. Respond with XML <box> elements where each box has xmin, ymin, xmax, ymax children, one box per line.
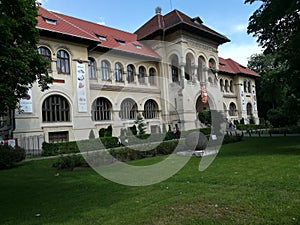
<box><xmin>0</xmin><ymin>137</ymin><xmax>299</xmax><ymax>225</ymax></box>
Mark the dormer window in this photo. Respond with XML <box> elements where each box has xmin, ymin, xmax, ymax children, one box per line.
<box><xmin>114</xmin><ymin>38</ymin><xmax>125</xmax><ymax>45</ymax></box>
<box><xmin>95</xmin><ymin>33</ymin><xmax>107</xmax><ymax>41</ymax></box>
<box><xmin>192</xmin><ymin>16</ymin><xmax>203</xmax><ymax>25</ymax></box>
<box><xmin>133</xmin><ymin>43</ymin><xmax>142</xmax><ymax>49</ymax></box>
<box><xmin>43</xmin><ymin>16</ymin><xmax>57</xmax><ymax>25</ymax></box>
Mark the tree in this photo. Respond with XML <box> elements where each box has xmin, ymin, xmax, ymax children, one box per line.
<box><xmin>248</xmin><ymin>53</ymin><xmax>289</xmax><ymax>119</ymax></box>
<box><xmin>135</xmin><ymin>113</ymin><xmax>146</xmax><ymax>135</ymax></box>
<box><xmin>245</xmin><ymin>0</ymin><xmax>300</xmax><ymax>94</ymax></box>
<box><xmin>0</xmin><ymin>0</ymin><xmax>53</xmax><ymax>114</ymax></box>
<box><xmin>246</xmin><ymin>0</ymin><xmax>300</xmax><ymax>126</ymax></box>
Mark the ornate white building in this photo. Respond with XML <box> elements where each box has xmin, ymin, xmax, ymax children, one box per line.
<box><xmin>10</xmin><ymin>7</ymin><xmax>259</xmax><ymax>147</ymax></box>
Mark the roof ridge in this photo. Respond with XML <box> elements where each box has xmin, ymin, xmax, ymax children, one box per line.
<box><xmin>45</xmin><ymin>9</ymin><xmax>98</xmax><ymax>41</ymax></box>
<box><xmin>174</xmin><ymin>9</ymin><xmax>184</xmax><ymax>22</ymax></box>
<box><xmin>50</xmin><ymin>9</ymin><xmax>137</xmax><ymax>38</ymax></box>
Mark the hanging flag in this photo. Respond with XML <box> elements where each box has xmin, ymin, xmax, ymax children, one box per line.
<box><xmin>200</xmin><ymin>82</ymin><xmax>208</xmax><ymax>104</ymax></box>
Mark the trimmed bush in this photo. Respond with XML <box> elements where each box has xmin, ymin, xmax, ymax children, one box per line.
<box><xmin>52</xmin><ymin>154</ymin><xmax>87</xmax><ymax>170</ymax></box>
<box><xmin>222</xmin><ymin>134</ymin><xmax>243</xmax><ymax>145</ymax></box>
<box><xmin>0</xmin><ymin>145</ymin><xmax>25</xmax><ymax>169</ymax></box>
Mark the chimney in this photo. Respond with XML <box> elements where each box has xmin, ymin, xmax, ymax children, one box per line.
<box><xmin>155</xmin><ymin>7</ymin><xmax>162</xmax><ymax>15</ymax></box>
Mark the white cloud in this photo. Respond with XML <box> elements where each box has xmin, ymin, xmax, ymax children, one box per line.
<box><xmin>231</xmin><ymin>23</ymin><xmax>248</xmax><ymax>33</ymax></box>
<box><xmin>97</xmin><ymin>17</ymin><xmax>106</xmax><ymax>26</ymax></box>
<box><xmin>219</xmin><ymin>42</ymin><xmax>263</xmax><ymax>66</ymax></box>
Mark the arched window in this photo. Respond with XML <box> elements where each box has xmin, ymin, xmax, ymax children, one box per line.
<box><xmin>149</xmin><ymin>68</ymin><xmax>156</xmax><ymax>86</ymax></box>
<box><xmin>38</xmin><ymin>46</ymin><xmax>51</xmax><ymax>70</ymax></box>
<box><xmin>92</xmin><ymin>97</ymin><xmax>111</xmax><ymax>121</ymax></box>
<box><xmin>244</xmin><ymin>80</ymin><xmax>247</xmax><ymax>92</ymax></box>
<box><xmin>120</xmin><ymin>99</ymin><xmax>137</xmax><ymax>120</ymax></box>
<box><xmin>225</xmin><ymin>80</ymin><xmax>229</xmax><ymax>92</ymax></box>
<box><xmin>114</xmin><ymin>63</ymin><xmax>123</xmax><ymax>82</ymax></box>
<box><xmin>42</xmin><ymin>95</ymin><xmax>70</xmax><ymax>122</ymax></box>
<box><xmin>88</xmin><ymin>57</ymin><xmax>96</xmax><ymax>79</ymax></box>
<box><xmin>230</xmin><ymin>80</ymin><xmax>234</xmax><ymax>93</ymax></box>
<box><xmin>247</xmin><ymin>103</ymin><xmax>253</xmax><ymax>116</ymax></box>
<box><xmin>220</xmin><ymin>79</ymin><xmax>224</xmax><ymax>92</ymax></box>
<box><xmin>248</xmin><ymin>81</ymin><xmax>251</xmax><ymax>93</ymax></box>
<box><xmin>143</xmin><ymin>100</ymin><xmax>159</xmax><ymax>119</ymax></box>
<box><xmin>171</xmin><ymin>57</ymin><xmax>179</xmax><ymax>82</ymax></box>
<box><xmin>185</xmin><ymin>55</ymin><xmax>192</xmax><ymax>81</ymax></box>
<box><xmin>229</xmin><ymin>102</ymin><xmax>237</xmax><ymax>116</ymax></box>
<box><xmin>197</xmin><ymin>56</ymin><xmax>205</xmax><ymax>82</ymax></box>
<box><xmin>101</xmin><ymin>60</ymin><xmax>110</xmax><ymax>81</ymax></box>
<box><xmin>127</xmin><ymin>64</ymin><xmax>135</xmax><ymax>83</ymax></box>
<box><xmin>138</xmin><ymin>66</ymin><xmax>146</xmax><ymax>84</ymax></box>
<box><xmin>57</xmin><ymin>50</ymin><xmax>70</xmax><ymax>74</ymax></box>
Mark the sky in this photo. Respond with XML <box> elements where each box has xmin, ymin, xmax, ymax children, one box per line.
<box><xmin>38</xmin><ymin>0</ymin><xmax>263</xmax><ymax>66</ymax></box>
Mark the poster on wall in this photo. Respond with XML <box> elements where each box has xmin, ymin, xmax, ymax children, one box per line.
<box><xmin>200</xmin><ymin>82</ymin><xmax>208</xmax><ymax>104</ymax></box>
<box><xmin>240</xmin><ymin>85</ymin><xmax>246</xmax><ymax>111</ymax></box>
<box><xmin>76</xmin><ymin>62</ymin><xmax>87</xmax><ymax>112</ymax></box>
<box><xmin>253</xmin><ymin>88</ymin><xmax>257</xmax><ymax>112</ymax></box>
<box><xmin>20</xmin><ymin>89</ymin><xmax>33</xmax><ymax>113</ymax></box>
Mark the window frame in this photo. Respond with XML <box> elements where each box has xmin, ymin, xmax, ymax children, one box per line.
<box><xmin>143</xmin><ymin>100</ymin><xmax>159</xmax><ymax>119</ymax></box>
<box><xmin>38</xmin><ymin>46</ymin><xmax>52</xmax><ymax>71</ymax></box>
<box><xmin>114</xmin><ymin>62</ymin><xmax>123</xmax><ymax>82</ymax></box>
<box><xmin>88</xmin><ymin>57</ymin><xmax>97</xmax><ymax>80</ymax></box>
<box><xmin>92</xmin><ymin>97</ymin><xmax>112</xmax><ymax>121</ymax></box>
<box><xmin>56</xmin><ymin>50</ymin><xmax>70</xmax><ymax>74</ymax></box>
<box><xmin>42</xmin><ymin>95</ymin><xmax>70</xmax><ymax>122</ymax></box>
<box><xmin>101</xmin><ymin>60</ymin><xmax>111</xmax><ymax>81</ymax></box>
<box><xmin>120</xmin><ymin>99</ymin><xmax>137</xmax><ymax>120</ymax></box>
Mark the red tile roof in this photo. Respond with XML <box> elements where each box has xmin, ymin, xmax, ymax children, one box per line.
<box><xmin>218</xmin><ymin>57</ymin><xmax>260</xmax><ymax>77</ymax></box>
<box><xmin>37</xmin><ymin>7</ymin><xmax>160</xmax><ymax>59</ymax></box>
<box><xmin>135</xmin><ymin>9</ymin><xmax>230</xmax><ymax>44</ymax></box>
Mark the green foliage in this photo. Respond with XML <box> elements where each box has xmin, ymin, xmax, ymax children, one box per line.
<box><xmin>246</xmin><ymin>1</ymin><xmax>300</xmax><ymax>125</ymax></box>
<box><xmin>129</xmin><ymin>125</ymin><xmax>137</xmax><ymax>136</ymax></box>
<box><xmin>240</xmin><ymin>117</ymin><xmax>245</xmax><ymax>125</ymax></box>
<box><xmin>0</xmin><ymin>145</ymin><xmax>25</xmax><ymax>169</ymax></box>
<box><xmin>198</xmin><ymin>111</ymin><xmax>211</xmax><ymax>125</ymax></box>
<box><xmin>135</xmin><ymin>113</ymin><xmax>146</xmax><ymax>135</ymax></box>
<box><xmin>52</xmin><ymin>154</ymin><xmax>87</xmax><ymax>170</ymax></box>
<box><xmin>42</xmin><ymin>137</ymin><xmax>119</xmax><ymax>156</ymax></box>
<box><xmin>0</xmin><ymin>0</ymin><xmax>53</xmax><ymax>113</ymax></box>
<box><xmin>222</xmin><ymin>134</ymin><xmax>243</xmax><ymax>145</ymax></box>
<box><xmin>269</xmin><ymin>126</ymin><xmax>300</xmax><ymax>134</ymax></box>
<box><xmin>99</xmin><ymin>125</ymin><xmax>113</xmax><ymax>138</ymax></box>
<box><xmin>199</xmin><ymin>127</ymin><xmax>211</xmax><ymax>136</ymax></box>
<box><xmin>99</xmin><ymin>128</ymin><xmax>105</xmax><ymax>138</ymax></box>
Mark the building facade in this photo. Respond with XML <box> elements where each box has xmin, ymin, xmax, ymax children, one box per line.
<box><xmin>11</xmin><ymin>7</ymin><xmax>259</xmax><ymax>148</ymax></box>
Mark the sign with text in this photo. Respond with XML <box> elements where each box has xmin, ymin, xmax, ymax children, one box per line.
<box><xmin>76</xmin><ymin>62</ymin><xmax>87</xmax><ymax>112</ymax></box>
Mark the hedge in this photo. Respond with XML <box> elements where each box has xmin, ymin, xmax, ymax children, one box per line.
<box><xmin>0</xmin><ymin>145</ymin><xmax>26</xmax><ymax>169</ymax></box>
<box><xmin>42</xmin><ymin>137</ymin><xmax>119</xmax><ymax>156</ymax></box>
<box><xmin>52</xmin><ymin>140</ymin><xmax>179</xmax><ymax>169</ymax></box>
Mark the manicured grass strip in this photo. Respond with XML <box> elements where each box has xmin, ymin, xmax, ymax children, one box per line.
<box><xmin>0</xmin><ymin>137</ymin><xmax>299</xmax><ymax>225</ymax></box>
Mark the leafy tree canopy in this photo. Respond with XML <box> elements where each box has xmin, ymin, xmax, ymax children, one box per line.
<box><xmin>0</xmin><ymin>0</ymin><xmax>52</xmax><ymax>114</ymax></box>
<box><xmin>245</xmin><ymin>0</ymin><xmax>300</xmax><ymax>94</ymax></box>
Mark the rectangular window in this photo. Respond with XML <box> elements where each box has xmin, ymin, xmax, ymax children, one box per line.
<box><xmin>49</xmin><ymin>131</ymin><xmax>69</xmax><ymax>143</ymax></box>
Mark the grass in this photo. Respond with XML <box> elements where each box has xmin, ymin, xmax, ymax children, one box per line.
<box><xmin>0</xmin><ymin>137</ymin><xmax>299</xmax><ymax>225</ymax></box>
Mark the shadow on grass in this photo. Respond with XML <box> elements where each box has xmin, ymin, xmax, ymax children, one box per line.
<box><xmin>219</xmin><ymin>137</ymin><xmax>300</xmax><ymax>157</ymax></box>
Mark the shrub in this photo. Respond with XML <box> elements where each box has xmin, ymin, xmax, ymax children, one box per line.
<box><xmin>106</xmin><ymin>125</ymin><xmax>113</xmax><ymax>137</ymax></box>
<box><xmin>240</xmin><ymin>118</ymin><xmax>245</xmax><ymax>125</ymax></box>
<box><xmin>129</xmin><ymin>125</ymin><xmax>137</xmax><ymax>136</ymax></box>
<box><xmin>0</xmin><ymin>145</ymin><xmax>25</xmax><ymax>169</ymax></box>
<box><xmin>52</xmin><ymin>154</ymin><xmax>87</xmax><ymax>170</ymax></box>
<box><xmin>99</xmin><ymin>128</ymin><xmax>106</xmax><ymax>138</ymax></box>
<box><xmin>222</xmin><ymin>134</ymin><xmax>243</xmax><ymax>145</ymax></box>
<box><xmin>199</xmin><ymin>127</ymin><xmax>211</xmax><ymax>136</ymax></box>
<box><xmin>198</xmin><ymin>111</ymin><xmax>211</xmax><ymax>125</ymax></box>
<box><xmin>42</xmin><ymin>137</ymin><xmax>120</xmax><ymax>156</ymax></box>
